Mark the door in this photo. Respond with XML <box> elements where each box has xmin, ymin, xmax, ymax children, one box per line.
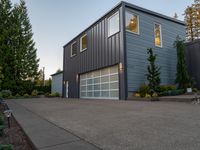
<box><xmin>66</xmin><ymin>81</ymin><xmax>69</xmax><ymax>98</ymax></box>
<box><xmin>80</xmin><ymin>65</ymin><xmax>119</xmax><ymax>99</ymax></box>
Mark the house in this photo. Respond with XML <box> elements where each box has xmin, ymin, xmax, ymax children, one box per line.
<box><xmin>51</xmin><ymin>71</ymin><xmax>63</xmax><ymax>95</ymax></box>
<box><xmin>63</xmin><ymin>1</ymin><xmax>185</xmax><ymax>100</ymax></box>
<box><xmin>185</xmin><ymin>40</ymin><xmax>200</xmax><ymax>89</ymax></box>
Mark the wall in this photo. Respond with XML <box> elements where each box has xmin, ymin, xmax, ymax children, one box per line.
<box><xmin>185</xmin><ymin>40</ymin><xmax>200</xmax><ymax>89</ymax></box>
<box><xmin>51</xmin><ymin>73</ymin><xmax>63</xmax><ymax>95</ymax></box>
<box><xmin>125</xmin><ymin>6</ymin><xmax>185</xmax><ymax>92</ymax></box>
<box><xmin>63</xmin><ymin>5</ymin><xmax>126</xmax><ymax>99</ymax></box>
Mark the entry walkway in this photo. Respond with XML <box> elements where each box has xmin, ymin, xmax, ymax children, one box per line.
<box><xmin>6</xmin><ymin>100</ymin><xmax>100</xmax><ymax>150</ymax></box>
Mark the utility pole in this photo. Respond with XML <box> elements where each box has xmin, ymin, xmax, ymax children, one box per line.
<box><xmin>43</xmin><ymin>67</ymin><xmax>45</xmax><ymax>86</ymax></box>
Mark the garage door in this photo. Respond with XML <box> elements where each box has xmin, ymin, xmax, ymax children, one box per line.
<box><xmin>80</xmin><ymin>65</ymin><xmax>119</xmax><ymax>99</ymax></box>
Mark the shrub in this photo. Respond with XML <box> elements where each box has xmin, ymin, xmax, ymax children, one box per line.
<box><xmin>155</xmin><ymin>85</ymin><xmax>176</xmax><ymax>93</ymax></box>
<box><xmin>46</xmin><ymin>92</ymin><xmax>60</xmax><ymax>97</ymax></box>
<box><xmin>0</xmin><ymin>90</ymin><xmax>12</xmax><ymax>98</ymax></box>
<box><xmin>37</xmin><ymin>91</ymin><xmax>44</xmax><ymax>95</ymax></box>
<box><xmin>0</xmin><ymin>144</ymin><xmax>13</xmax><ymax>150</ymax></box>
<box><xmin>34</xmin><ymin>86</ymin><xmax>51</xmax><ymax>93</ymax></box>
<box><xmin>159</xmin><ymin>89</ymin><xmax>185</xmax><ymax>96</ymax></box>
<box><xmin>23</xmin><ymin>93</ymin><xmax>29</xmax><ymax>98</ymax></box>
<box><xmin>31</xmin><ymin>90</ymin><xmax>38</xmax><ymax>96</ymax></box>
<box><xmin>15</xmin><ymin>93</ymin><xmax>21</xmax><ymax>98</ymax></box>
<box><xmin>138</xmin><ymin>85</ymin><xmax>149</xmax><ymax>97</ymax></box>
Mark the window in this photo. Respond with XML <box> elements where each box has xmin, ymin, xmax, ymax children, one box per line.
<box><xmin>108</xmin><ymin>11</ymin><xmax>120</xmax><ymax>37</ymax></box>
<box><xmin>154</xmin><ymin>23</ymin><xmax>162</xmax><ymax>47</ymax></box>
<box><xmin>80</xmin><ymin>34</ymin><xmax>87</xmax><ymax>52</ymax></box>
<box><xmin>71</xmin><ymin>42</ymin><xmax>77</xmax><ymax>57</ymax></box>
<box><xmin>125</xmin><ymin>11</ymin><xmax>139</xmax><ymax>34</ymax></box>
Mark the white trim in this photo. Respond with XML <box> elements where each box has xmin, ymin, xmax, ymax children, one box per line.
<box><xmin>71</xmin><ymin>41</ymin><xmax>77</xmax><ymax>57</ymax></box>
<box><xmin>108</xmin><ymin>11</ymin><xmax>120</xmax><ymax>37</ymax></box>
<box><xmin>125</xmin><ymin>11</ymin><xmax>140</xmax><ymax>35</ymax></box>
<box><xmin>80</xmin><ymin>34</ymin><xmax>87</xmax><ymax>52</ymax></box>
<box><xmin>154</xmin><ymin>23</ymin><xmax>163</xmax><ymax>48</ymax></box>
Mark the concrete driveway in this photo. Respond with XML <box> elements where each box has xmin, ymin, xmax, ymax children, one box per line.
<box><xmin>7</xmin><ymin>98</ymin><xmax>200</xmax><ymax>150</ymax></box>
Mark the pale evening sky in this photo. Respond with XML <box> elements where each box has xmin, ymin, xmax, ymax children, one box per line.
<box><xmin>11</xmin><ymin>0</ymin><xmax>193</xmax><ymax>79</ymax></box>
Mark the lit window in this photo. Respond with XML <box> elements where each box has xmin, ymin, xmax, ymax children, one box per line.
<box><xmin>80</xmin><ymin>34</ymin><xmax>87</xmax><ymax>52</ymax></box>
<box><xmin>71</xmin><ymin>42</ymin><xmax>77</xmax><ymax>57</ymax></box>
<box><xmin>108</xmin><ymin>11</ymin><xmax>120</xmax><ymax>37</ymax></box>
<box><xmin>125</xmin><ymin>11</ymin><xmax>139</xmax><ymax>34</ymax></box>
<box><xmin>154</xmin><ymin>23</ymin><xmax>162</xmax><ymax>47</ymax></box>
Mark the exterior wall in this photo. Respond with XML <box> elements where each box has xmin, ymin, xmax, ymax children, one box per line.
<box><xmin>185</xmin><ymin>40</ymin><xmax>200</xmax><ymax>89</ymax></box>
<box><xmin>125</xmin><ymin>6</ymin><xmax>185</xmax><ymax>92</ymax></box>
<box><xmin>63</xmin><ymin>5</ymin><xmax>127</xmax><ymax>99</ymax></box>
<box><xmin>51</xmin><ymin>73</ymin><xmax>63</xmax><ymax>95</ymax></box>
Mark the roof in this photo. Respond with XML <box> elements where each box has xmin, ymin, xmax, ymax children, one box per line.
<box><xmin>51</xmin><ymin>71</ymin><xmax>63</xmax><ymax>76</ymax></box>
<box><xmin>63</xmin><ymin>1</ymin><xmax>185</xmax><ymax>48</ymax></box>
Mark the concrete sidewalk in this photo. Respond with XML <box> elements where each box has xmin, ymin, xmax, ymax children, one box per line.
<box><xmin>6</xmin><ymin>100</ymin><xmax>100</xmax><ymax>150</ymax></box>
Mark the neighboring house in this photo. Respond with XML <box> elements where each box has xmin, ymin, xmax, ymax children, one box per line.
<box><xmin>185</xmin><ymin>40</ymin><xmax>200</xmax><ymax>89</ymax></box>
<box><xmin>51</xmin><ymin>71</ymin><xmax>63</xmax><ymax>95</ymax></box>
<box><xmin>63</xmin><ymin>1</ymin><xmax>185</xmax><ymax>100</ymax></box>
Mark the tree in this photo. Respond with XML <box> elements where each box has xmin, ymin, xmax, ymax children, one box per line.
<box><xmin>0</xmin><ymin>66</ymin><xmax>3</xmax><ymax>90</ymax></box>
<box><xmin>185</xmin><ymin>6</ymin><xmax>196</xmax><ymax>41</ymax></box>
<box><xmin>56</xmin><ymin>68</ymin><xmax>62</xmax><ymax>73</ymax></box>
<box><xmin>173</xmin><ymin>13</ymin><xmax>178</xmax><ymax>19</ymax></box>
<box><xmin>146</xmin><ymin>48</ymin><xmax>161</xmax><ymax>93</ymax></box>
<box><xmin>174</xmin><ymin>37</ymin><xmax>190</xmax><ymax>89</ymax></box>
<box><xmin>0</xmin><ymin>0</ymin><xmax>39</xmax><ymax>93</ymax></box>
<box><xmin>0</xmin><ymin>0</ymin><xmax>17</xmax><ymax>91</ymax></box>
<box><xmin>193</xmin><ymin>0</ymin><xmax>200</xmax><ymax>38</ymax></box>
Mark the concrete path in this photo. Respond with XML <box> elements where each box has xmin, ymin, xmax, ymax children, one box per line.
<box><xmin>6</xmin><ymin>98</ymin><xmax>200</xmax><ymax>150</ymax></box>
<box><xmin>6</xmin><ymin>99</ymin><xmax>100</xmax><ymax>150</ymax></box>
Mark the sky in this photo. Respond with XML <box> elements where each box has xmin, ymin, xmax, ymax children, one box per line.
<box><xmin>11</xmin><ymin>0</ymin><xmax>193</xmax><ymax>79</ymax></box>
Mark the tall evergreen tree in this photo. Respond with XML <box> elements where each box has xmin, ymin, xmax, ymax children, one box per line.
<box><xmin>174</xmin><ymin>37</ymin><xmax>190</xmax><ymax>89</ymax></box>
<box><xmin>0</xmin><ymin>0</ymin><xmax>39</xmax><ymax>93</ymax></box>
<box><xmin>0</xmin><ymin>0</ymin><xmax>17</xmax><ymax>90</ymax></box>
<box><xmin>146</xmin><ymin>48</ymin><xmax>161</xmax><ymax>92</ymax></box>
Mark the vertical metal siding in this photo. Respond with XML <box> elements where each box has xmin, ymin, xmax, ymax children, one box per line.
<box><xmin>125</xmin><ymin>7</ymin><xmax>186</xmax><ymax>92</ymax></box>
<box><xmin>63</xmin><ymin>7</ymin><xmax>124</xmax><ymax>98</ymax></box>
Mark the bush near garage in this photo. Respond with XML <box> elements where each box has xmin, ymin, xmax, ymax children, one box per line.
<box><xmin>0</xmin><ymin>90</ymin><xmax>12</xmax><ymax>98</ymax></box>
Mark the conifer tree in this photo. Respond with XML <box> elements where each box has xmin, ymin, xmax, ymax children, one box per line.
<box><xmin>174</xmin><ymin>37</ymin><xmax>190</xmax><ymax>89</ymax></box>
<box><xmin>146</xmin><ymin>48</ymin><xmax>161</xmax><ymax>92</ymax></box>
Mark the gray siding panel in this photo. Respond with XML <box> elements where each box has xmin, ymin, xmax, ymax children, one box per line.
<box><xmin>125</xmin><ymin>7</ymin><xmax>185</xmax><ymax>92</ymax></box>
<box><xmin>63</xmin><ymin>7</ymin><xmax>123</xmax><ymax>98</ymax></box>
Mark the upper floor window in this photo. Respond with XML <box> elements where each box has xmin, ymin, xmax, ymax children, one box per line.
<box><xmin>108</xmin><ymin>11</ymin><xmax>119</xmax><ymax>37</ymax></box>
<box><xmin>125</xmin><ymin>11</ymin><xmax>139</xmax><ymax>34</ymax></box>
<box><xmin>71</xmin><ymin>42</ymin><xmax>77</xmax><ymax>57</ymax></box>
<box><xmin>80</xmin><ymin>34</ymin><xmax>87</xmax><ymax>52</ymax></box>
<box><xmin>154</xmin><ymin>23</ymin><xmax>162</xmax><ymax>47</ymax></box>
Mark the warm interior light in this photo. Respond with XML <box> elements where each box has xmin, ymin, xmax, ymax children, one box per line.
<box><xmin>119</xmin><ymin>63</ymin><xmax>123</xmax><ymax>71</ymax></box>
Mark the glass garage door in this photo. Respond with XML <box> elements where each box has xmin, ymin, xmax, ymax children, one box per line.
<box><xmin>80</xmin><ymin>65</ymin><xmax>119</xmax><ymax>99</ymax></box>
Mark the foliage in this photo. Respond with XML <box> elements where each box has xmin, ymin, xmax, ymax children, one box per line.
<box><xmin>31</xmin><ymin>90</ymin><xmax>38</xmax><ymax>96</ymax></box>
<box><xmin>138</xmin><ymin>85</ymin><xmax>149</xmax><ymax>97</ymax></box>
<box><xmin>0</xmin><ymin>144</ymin><xmax>13</xmax><ymax>150</ymax></box>
<box><xmin>146</xmin><ymin>48</ymin><xmax>161</xmax><ymax>93</ymax></box>
<box><xmin>23</xmin><ymin>93</ymin><xmax>29</xmax><ymax>98</ymax></box>
<box><xmin>46</xmin><ymin>92</ymin><xmax>60</xmax><ymax>97</ymax></box>
<box><xmin>34</xmin><ymin>86</ymin><xmax>51</xmax><ymax>93</ymax></box>
<box><xmin>155</xmin><ymin>85</ymin><xmax>176</xmax><ymax>93</ymax></box>
<box><xmin>174</xmin><ymin>37</ymin><xmax>191</xmax><ymax>89</ymax></box>
<box><xmin>159</xmin><ymin>89</ymin><xmax>185</xmax><ymax>96</ymax></box>
<box><xmin>0</xmin><ymin>0</ymin><xmax>39</xmax><ymax>94</ymax></box>
<box><xmin>184</xmin><ymin>0</ymin><xmax>200</xmax><ymax>41</ymax></box>
<box><xmin>0</xmin><ymin>90</ymin><xmax>12</xmax><ymax>98</ymax></box>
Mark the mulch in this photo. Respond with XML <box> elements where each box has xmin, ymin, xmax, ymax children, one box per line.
<box><xmin>0</xmin><ymin>104</ymin><xmax>34</xmax><ymax>150</ymax></box>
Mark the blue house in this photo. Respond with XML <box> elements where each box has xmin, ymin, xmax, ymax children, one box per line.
<box><xmin>63</xmin><ymin>1</ymin><xmax>185</xmax><ymax>100</ymax></box>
